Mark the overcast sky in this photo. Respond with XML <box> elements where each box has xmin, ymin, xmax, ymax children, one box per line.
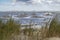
<box><xmin>0</xmin><ymin>0</ymin><xmax>60</xmax><ymax>11</ymax></box>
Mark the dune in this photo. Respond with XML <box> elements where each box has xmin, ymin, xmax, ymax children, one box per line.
<box><xmin>44</xmin><ymin>37</ymin><xmax>60</xmax><ymax>40</ymax></box>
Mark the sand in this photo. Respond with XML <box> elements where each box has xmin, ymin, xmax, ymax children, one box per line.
<box><xmin>44</xmin><ymin>37</ymin><xmax>60</xmax><ymax>40</ymax></box>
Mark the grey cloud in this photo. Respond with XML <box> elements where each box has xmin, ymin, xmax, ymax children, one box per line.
<box><xmin>17</xmin><ymin>0</ymin><xmax>30</xmax><ymax>2</ymax></box>
<box><xmin>16</xmin><ymin>0</ymin><xmax>60</xmax><ymax>5</ymax></box>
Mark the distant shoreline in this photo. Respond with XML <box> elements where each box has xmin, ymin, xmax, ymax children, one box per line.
<box><xmin>0</xmin><ymin>11</ymin><xmax>60</xmax><ymax>13</ymax></box>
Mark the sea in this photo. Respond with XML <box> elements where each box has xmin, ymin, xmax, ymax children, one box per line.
<box><xmin>0</xmin><ymin>11</ymin><xmax>55</xmax><ymax>26</ymax></box>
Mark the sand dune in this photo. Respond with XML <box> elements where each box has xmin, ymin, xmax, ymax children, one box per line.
<box><xmin>44</xmin><ymin>37</ymin><xmax>60</xmax><ymax>40</ymax></box>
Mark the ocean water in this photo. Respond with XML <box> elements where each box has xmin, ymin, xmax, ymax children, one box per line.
<box><xmin>0</xmin><ymin>11</ymin><xmax>54</xmax><ymax>25</ymax></box>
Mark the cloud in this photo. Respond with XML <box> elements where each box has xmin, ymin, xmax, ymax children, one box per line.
<box><xmin>0</xmin><ymin>3</ymin><xmax>60</xmax><ymax>11</ymax></box>
<box><xmin>16</xmin><ymin>0</ymin><xmax>60</xmax><ymax>5</ymax></box>
<box><xmin>0</xmin><ymin>0</ymin><xmax>60</xmax><ymax>11</ymax></box>
<box><xmin>17</xmin><ymin>0</ymin><xmax>30</xmax><ymax>2</ymax></box>
<box><xmin>30</xmin><ymin>0</ymin><xmax>42</xmax><ymax>3</ymax></box>
<box><xmin>0</xmin><ymin>0</ymin><xmax>60</xmax><ymax>5</ymax></box>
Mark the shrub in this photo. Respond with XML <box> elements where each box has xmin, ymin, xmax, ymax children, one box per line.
<box><xmin>48</xmin><ymin>18</ymin><xmax>60</xmax><ymax>37</ymax></box>
<box><xmin>0</xmin><ymin>19</ymin><xmax>21</xmax><ymax>40</ymax></box>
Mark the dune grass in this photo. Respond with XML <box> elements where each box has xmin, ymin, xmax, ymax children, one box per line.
<box><xmin>46</xmin><ymin>18</ymin><xmax>60</xmax><ymax>37</ymax></box>
<box><xmin>0</xmin><ymin>19</ymin><xmax>20</xmax><ymax>40</ymax></box>
<box><xmin>0</xmin><ymin>17</ymin><xmax>60</xmax><ymax>40</ymax></box>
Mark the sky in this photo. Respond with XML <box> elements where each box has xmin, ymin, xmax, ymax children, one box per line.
<box><xmin>0</xmin><ymin>0</ymin><xmax>60</xmax><ymax>11</ymax></box>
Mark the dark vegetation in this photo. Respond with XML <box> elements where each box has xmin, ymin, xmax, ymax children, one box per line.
<box><xmin>47</xmin><ymin>18</ymin><xmax>60</xmax><ymax>37</ymax></box>
<box><xmin>0</xmin><ymin>17</ymin><xmax>60</xmax><ymax>40</ymax></box>
<box><xmin>0</xmin><ymin>19</ymin><xmax>20</xmax><ymax>40</ymax></box>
